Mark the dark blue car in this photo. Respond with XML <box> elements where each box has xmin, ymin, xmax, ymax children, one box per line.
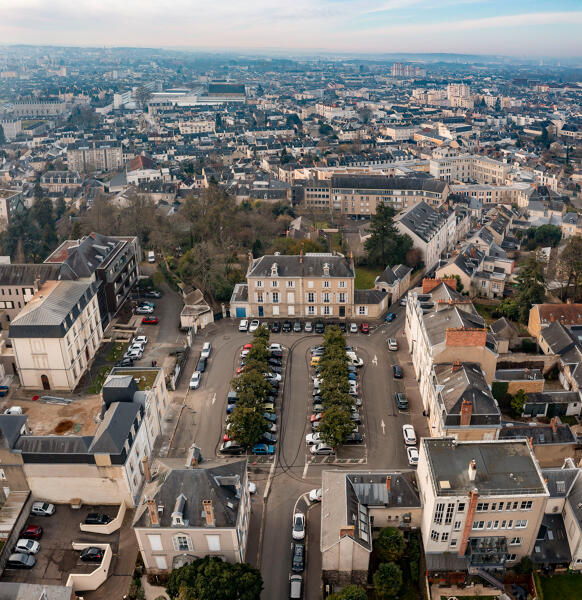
<box><xmin>385</xmin><ymin>313</ymin><xmax>396</xmax><ymax>322</ymax></box>
<box><xmin>252</xmin><ymin>443</ymin><xmax>275</xmax><ymax>455</ymax></box>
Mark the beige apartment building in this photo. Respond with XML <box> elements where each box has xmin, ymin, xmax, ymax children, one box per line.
<box><xmin>67</xmin><ymin>141</ymin><xmax>123</xmax><ymax>172</ymax></box>
<box><xmin>430</xmin><ymin>155</ymin><xmax>510</xmax><ymax>184</ymax></box>
<box><xmin>0</xmin><ymin>189</ymin><xmax>25</xmax><ymax>231</ymax></box>
<box><xmin>246</xmin><ymin>253</ymin><xmax>355</xmax><ymax>319</ymax></box>
<box><xmin>9</xmin><ymin>280</ymin><xmax>103</xmax><ymax>390</ymax></box>
<box><xmin>418</xmin><ymin>438</ymin><xmax>549</xmax><ymax>573</ymax></box>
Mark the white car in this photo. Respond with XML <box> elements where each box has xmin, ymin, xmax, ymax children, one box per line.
<box><xmin>201</xmin><ymin>342</ymin><xmax>212</xmax><ymax>359</ymax></box>
<box><xmin>308</xmin><ymin>488</ymin><xmax>322</xmax><ymax>503</ymax></box>
<box><xmin>310</xmin><ymin>443</ymin><xmax>334</xmax><ymax>455</ymax></box>
<box><xmin>128</xmin><ymin>342</ymin><xmax>145</xmax><ymax>353</ymax></box>
<box><xmin>248</xmin><ymin>482</ymin><xmax>257</xmax><ymax>494</ymax></box>
<box><xmin>240</xmin><ymin>349</ymin><xmax>250</xmax><ymax>359</ymax></box>
<box><xmin>189</xmin><ymin>371</ymin><xmax>201</xmax><ymax>390</ymax></box>
<box><xmin>402</xmin><ymin>424</ymin><xmax>416</xmax><ymax>446</ymax></box>
<box><xmin>268</xmin><ymin>343</ymin><xmax>283</xmax><ymax>353</ymax></box>
<box><xmin>132</xmin><ymin>336</ymin><xmax>148</xmax><ymax>346</ymax></box>
<box><xmin>349</xmin><ymin>323</ymin><xmax>358</xmax><ymax>333</ymax></box>
<box><xmin>125</xmin><ymin>348</ymin><xmax>143</xmax><ymax>360</ymax></box>
<box><xmin>264</xmin><ymin>372</ymin><xmax>282</xmax><ymax>382</ymax></box>
<box><xmin>4</xmin><ymin>406</ymin><xmax>22</xmax><ymax>415</ymax></box>
<box><xmin>312</xmin><ymin>377</ymin><xmax>323</xmax><ymax>387</ymax></box>
<box><xmin>14</xmin><ymin>539</ymin><xmax>40</xmax><ymax>554</ymax></box>
<box><xmin>388</xmin><ymin>338</ymin><xmax>398</xmax><ymax>351</ymax></box>
<box><xmin>305</xmin><ymin>432</ymin><xmax>322</xmax><ymax>445</ymax></box>
<box><xmin>407</xmin><ymin>446</ymin><xmax>419</xmax><ymax>466</ymax></box>
<box><xmin>239</xmin><ymin>319</ymin><xmax>249</xmax><ymax>332</ymax></box>
<box><xmin>31</xmin><ymin>501</ymin><xmax>55</xmax><ymax>516</ymax></box>
<box><xmin>135</xmin><ymin>305</ymin><xmax>154</xmax><ymax>315</ymax></box>
<box><xmin>400</xmin><ymin>296</ymin><xmax>407</xmax><ymax>306</ymax></box>
<box><xmin>292</xmin><ymin>512</ymin><xmax>305</xmax><ymax>540</ymax></box>
<box><xmin>249</xmin><ymin>319</ymin><xmax>260</xmax><ymax>332</ymax></box>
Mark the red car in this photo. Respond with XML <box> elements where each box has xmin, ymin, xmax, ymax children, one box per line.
<box><xmin>142</xmin><ymin>316</ymin><xmax>159</xmax><ymax>325</ymax></box>
<box><xmin>360</xmin><ymin>322</ymin><xmax>370</xmax><ymax>334</ymax></box>
<box><xmin>310</xmin><ymin>413</ymin><xmax>323</xmax><ymax>423</ymax></box>
<box><xmin>243</xmin><ymin>343</ymin><xmax>253</xmax><ymax>350</ymax></box>
<box><xmin>21</xmin><ymin>525</ymin><xmax>43</xmax><ymax>540</ymax></box>
<box><xmin>236</xmin><ymin>366</ymin><xmax>245</xmax><ymax>375</ymax></box>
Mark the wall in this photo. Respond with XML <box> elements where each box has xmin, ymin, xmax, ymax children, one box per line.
<box><xmin>0</xmin><ymin>491</ymin><xmax>32</xmax><ymax>577</ymax></box>
<box><xmin>505</xmin><ymin>379</ymin><xmax>545</xmax><ymax>395</ymax></box>
<box><xmin>562</xmin><ymin>500</ymin><xmax>582</xmax><ymax>569</ymax></box>
<box><xmin>80</xmin><ymin>502</ymin><xmax>126</xmax><ymax>534</ymax></box>
<box><xmin>66</xmin><ymin>543</ymin><xmax>112</xmax><ymax>592</ymax></box>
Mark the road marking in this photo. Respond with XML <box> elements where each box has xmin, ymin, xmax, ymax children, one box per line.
<box><xmin>302</xmin><ymin>462</ymin><xmax>309</xmax><ymax>479</ymax></box>
<box><xmin>372</xmin><ymin>355</ymin><xmax>378</xmax><ymax>366</ymax></box>
<box><xmin>211</xmin><ymin>393</ymin><xmax>216</xmax><ymax>405</ymax></box>
<box><xmin>381</xmin><ymin>419</ymin><xmax>386</xmax><ymax>434</ymax></box>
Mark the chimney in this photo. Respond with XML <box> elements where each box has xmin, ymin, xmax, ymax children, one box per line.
<box><xmin>33</xmin><ymin>277</ymin><xmax>41</xmax><ymax>293</ymax></box>
<box><xmin>147</xmin><ymin>498</ymin><xmax>159</xmax><ymax>527</ymax></box>
<box><xmin>299</xmin><ymin>248</ymin><xmax>303</xmax><ymax>264</ymax></box>
<box><xmin>528</xmin><ymin>436</ymin><xmax>534</xmax><ymax>449</ymax></box>
<box><xmin>142</xmin><ymin>455</ymin><xmax>152</xmax><ymax>483</ymax></box>
<box><xmin>460</xmin><ymin>399</ymin><xmax>473</xmax><ymax>426</ymax></box>
<box><xmin>468</xmin><ymin>459</ymin><xmax>477</xmax><ymax>481</ymax></box>
<box><xmin>202</xmin><ymin>500</ymin><xmax>215</xmax><ymax>527</ymax></box>
<box><xmin>551</xmin><ymin>417</ymin><xmax>558</xmax><ymax>434</ymax></box>
<box><xmin>386</xmin><ymin>476</ymin><xmax>391</xmax><ymax>494</ymax></box>
<box><xmin>339</xmin><ymin>525</ymin><xmax>355</xmax><ymax>538</ymax></box>
<box><xmin>452</xmin><ymin>360</ymin><xmax>462</xmax><ymax>372</ymax></box>
<box><xmin>458</xmin><ymin>488</ymin><xmax>479</xmax><ymax>557</ymax></box>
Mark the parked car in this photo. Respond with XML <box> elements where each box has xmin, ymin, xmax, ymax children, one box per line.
<box><xmin>305</xmin><ymin>432</ymin><xmax>322</xmax><ymax>445</ymax></box>
<box><xmin>144</xmin><ymin>290</ymin><xmax>162</xmax><ymax>298</ymax></box>
<box><xmin>282</xmin><ymin>320</ymin><xmax>292</xmax><ymax>332</ymax></box>
<box><xmin>263</xmin><ymin>412</ymin><xmax>277</xmax><ymax>423</ymax></box>
<box><xmin>219</xmin><ymin>441</ymin><xmax>244</xmax><ymax>455</ymax></box>
<box><xmin>385</xmin><ymin>312</ymin><xmax>396</xmax><ymax>322</ymax></box>
<box><xmin>304</xmin><ymin>322</ymin><xmax>313</xmax><ymax>333</ymax></box>
<box><xmin>399</xmin><ymin>296</ymin><xmax>407</xmax><ymax>307</ymax></box>
<box><xmin>6</xmin><ymin>553</ymin><xmax>35</xmax><ymax>569</ymax></box>
<box><xmin>261</xmin><ymin>432</ymin><xmax>278</xmax><ymax>444</ymax></box>
<box><xmin>308</xmin><ymin>488</ymin><xmax>322</xmax><ymax>502</ymax></box>
<box><xmin>142</xmin><ymin>316</ymin><xmax>159</xmax><ymax>325</ymax></box>
<box><xmin>14</xmin><ymin>539</ymin><xmax>40</xmax><ymax>554</ymax></box>
<box><xmin>132</xmin><ymin>336</ymin><xmax>148</xmax><ymax>346</ymax></box>
<box><xmin>252</xmin><ymin>443</ymin><xmax>275</xmax><ymax>455</ymax></box>
<box><xmin>197</xmin><ymin>358</ymin><xmax>207</xmax><ymax>373</ymax></box>
<box><xmin>135</xmin><ymin>305</ymin><xmax>154</xmax><ymax>315</ymax></box>
<box><xmin>31</xmin><ymin>502</ymin><xmax>55</xmax><ymax>517</ymax></box>
<box><xmin>189</xmin><ymin>371</ymin><xmax>201</xmax><ymax>390</ymax></box>
<box><xmin>388</xmin><ymin>338</ymin><xmax>398</xmax><ymax>351</ymax></box>
<box><xmin>262</xmin><ymin>402</ymin><xmax>275</xmax><ymax>412</ymax></box>
<box><xmin>292</xmin><ymin>512</ymin><xmax>305</xmax><ymax>540</ymax></box>
<box><xmin>80</xmin><ymin>547</ymin><xmax>104</xmax><ymax>562</ymax></box>
<box><xmin>0</xmin><ymin>385</ymin><xmax>9</xmax><ymax>397</ymax></box>
<box><xmin>124</xmin><ymin>348</ymin><xmax>142</xmax><ymax>361</ymax></box>
<box><xmin>314</xmin><ymin>322</ymin><xmax>325</xmax><ymax>334</ymax></box>
<box><xmin>393</xmin><ymin>364</ymin><xmax>403</xmax><ymax>379</ymax></box>
<box><xmin>349</xmin><ymin>322</ymin><xmax>358</xmax><ymax>333</ymax></box>
<box><xmin>264</xmin><ymin>372</ymin><xmax>282</xmax><ymax>382</ymax></box>
<box><xmin>360</xmin><ymin>322</ymin><xmax>370</xmax><ymax>334</ymax></box>
<box><xmin>4</xmin><ymin>406</ymin><xmax>22</xmax><ymax>415</ymax></box>
<box><xmin>290</xmin><ymin>574</ymin><xmax>303</xmax><ymax>599</ymax></box>
<box><xmin>310</xmin><ymin>412</ymin><xmax>323</xmax><ymax>423</ymax></box>
<box><xmin>200</xmin><ymin>342</ymin><xmax>212</xmax><ymax>359</ymax></box>
<box><xmin>248</xmin><ymin>482</ymin><xmax>257</xmax><ymax>494</ymax></box>
<box><xmin>249</xmin><ymin>319</ymin><xmax>260</xmax><ymax>332</ymax></box>
<box><xmin>407</xmin><ymin>446</ymin><xmax>419</xmax><ymax>466</ymax></box>
<box><xmin>345</xmin><ymin>433</ymin><xmax>364</xmax><ymax>444</ymax></box>
<box><xmin>84</xmin><ymin>513</ymin><xmax>111</xmax><ymax>525</ymax></box>
<box><xmin>291</xmin><ymin>542</ymin><xmax>305</xmax><ymax>572</ymax></box>
<box><xmin>268</xmin><ymin>358</ymin><xmax>282</xmax><ymax>367</ymax></box>
<box><xmin>271</xmin><ymin>321</ymin><xmax>281</xmax><ymax>333</ymax></box>
<box><xmin>402</xmin><ymin>424</ymin><xmax>417</xmax><ymax>446</ymax></box>
<box><xmin>293</xmin><ymin>321</ymin><xmax>302</xmax><ymax>332</ymax></box>
<box><xmin>20</xmin><ymin>525</ymin><xmax>42</xmax><ymax>540</ymax></box>
<box><xmin>311</xmin><ymin>443</ymin><xmax>334</xmax><ymax>455</ymax></box>
<box><xmin>116</xmin><ymin>357</ymin><xmax>134</xmax><ymax>367</ymax></box>
<box><xmin>239</xmin><ymin>319</ymin><xmax>249</xmax><ymax>332</ymax></box>
<box><xmin>138</xmin><ymin>301</ymin><xmax>155</xmax><ymax>309</ymax></box>
<box><xmin>394</xmin><ymin>392</ymin><xmax>408</xmax><ymax>410</ymax></box>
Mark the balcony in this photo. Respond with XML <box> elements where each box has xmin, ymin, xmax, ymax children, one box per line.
<box><xmin>467</xmin><ymin>536</ymin><xmax>508</xmax><ymax>568</ymax></box>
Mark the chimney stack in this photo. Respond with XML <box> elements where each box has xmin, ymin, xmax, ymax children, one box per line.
<box><xmin>299</xmin><ymin>248</ymin><xmax>303</xmax><ymax>264</ymax></box>
<box><xmin>33</xmin><ymin>277</ymin><xmax>41</xmax><ymax>293</ymax></box>
<box><xmin>339</xmin><ymin>525</ymin><xmax>355</xmax><ymax>539</ymax></box>
<box><xmin>460</xmin><ymin>399</ymin><xmax>473</xmax><ymax>426</ymax></box>
<box><xmin>142</xmin><ymin>455</ymin><xmax>152</xmax><ymax>483</ymax></box>
<box><xmin>146</xmin><ymin>498</ymin><xmax>159</xmax><ymax>527</ymax></box>
<box><xmin>202</xmin><ymin>500</ymin><xmax>215</xmax><ymax>527</ymax></box>
<box><xmin>386</xmin><ymin>476</ymin><xmax>391</xmax><ymax>494</ymax></box>
<box><xmin>551</xmin><ymin>417</ymin><xmax>558</xmax><ymax>434</ymax></box>
<box><xmin>452</xmin><ymin>360</ymin><xmax>462</xmax><ymax>372</ymax></box>
<box><xmin>468</xmin><ymin>459</ymin><xmax>477</xmax><ymax>481</ymax></box>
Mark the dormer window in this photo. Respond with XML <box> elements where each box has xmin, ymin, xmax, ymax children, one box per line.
<box><xmin>323</xmin><ymin>263</ymin><xmax>330</xmax><ymax>277</ymax></box>
<box><xmin>271</xmin><ymin>262</ymin><xmax>278</xmax><ymax>277</ymax></box>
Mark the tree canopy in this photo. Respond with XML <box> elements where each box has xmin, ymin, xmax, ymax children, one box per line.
<box><xmin>364</xmin><ymin>203</ymin><xmax>413</xmax><ymax>267</ymax></box>
<box><xmin>515</xmin><ymin>251</ymin><xmax>546</xmax><ymax>323</ymax></box>
<box><xmin>373</xmin><ymin>562</ymin><xmax>403</xmax><ymax>599</ymax></box>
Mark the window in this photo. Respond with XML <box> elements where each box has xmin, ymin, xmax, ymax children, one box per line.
<box><xmin>307</xmin><ymin>292</ymin><xmax>316</xmax><ymax>303</ymax></box>
<box><xmin>453</xmin><ymin>521</ymin><xmax>462</xmax><ymax>531</ymax></box>
<box><xmin>430</xmin><ymin>530</ymin><xmax>439</xmax><ymax>542</ymax></box>
<box><xmin>154</xmin><ymin>555</ymin><xmax>168</xmax><ymax>570</ymax></box>
<box><xmin>507</xmin><ymin>519</ymin><xmax>514</xmax><ymax>529</ymax></box>
<box><xmin>173</xmin><ymin>534</ymin><xmax>193</xmax><ymax>552</ymax></box>
<box><xmin>494</xmin><ymin>520</ymin><xmax>499</xmax><ymax>529</ymax></box>
<box><xmin>501</xmin><ymin>520</ymin><xmax>506</xmax><ymax>529</ymax></box>
<box><xmin>450</xmin><ymin>538</ymin><xmax>458</xmax><ymax>548</ymax></box>
<box><xmin>507</xmin><ymin>554</ymin><xmax>517</xmax><ymax>562</ymax></box>
<box><xmin>358</xmin><ymin>306</ymin><xmax>367</xmax><ymax>315</ymax></box>
<box><xmin>286</xmin><ymin>281</ymin><xmax>295</xmax><ymax>288</ymax></box>
<box><xmin>339</xmin><ymin>293</ymin><xmax>346</xmax><ymax>303</ymax></box>
<box><xmin>457</xmin><ymin>503</ymin><xmax>465</xmax><ymax>512</ymax></box>
<box><xmin>271</xmin><ymin>280</ymin><xmax>278</xmax><ymax>287</ymax></box>
<box><xmin>520</xmin><ymin>501</ymin><xmax>533</xmax><ymax>511</ymax></box>
<box><xmin>323</xmin><ymin>306</ymin><xmax>331</xmax><ymax>316</ymax></box>
<box><xmin>323</xmin><ymin>292</ymin><xmax>330</xmax><ymax>303</ymax></box>
<box><xmin>498</xmin><ymin>502</ymin><xmax>504</xmax><ymax>511</ymax></box>
<box><xmin>476</xmin><ymin>502</ymin><xmax>489</xmax><ymax>512</ymax></box>
<box><xmin>308</xmin><ymin>281</ymin><xmax>314</xmax><ymax>289</ymax></box>
<box><xmin>206</xmin><ymin>535</ymin><xmax>221</xmax><ymax>552</ymax></box>
<box><xmin>487</xmin><ymin>521</ymin><xmax>493</xmax><ymax>530</ymax></box>
<box><xmin>307</xmin><ymin>306</ymin><xmax>316</xmax><ymax>315</ymax></box>
<box><xmin>516</xmin><ymin>520</ymin><xmax>527</xmax><ymax>529</ymax></box>
<box><xmin>323</xmin><ymin>281</ymin><xmax>330</xmax><ymax>288</ymax></box>
<box><xmin>147</xmin><ymin>534</ymin><xmax>163</xmax><ymax>551</ymax></box>
<box><xmin>339</xmin><ymin>281</ymin><xmax>346</xmax><ymax>288</ymax></box>
<box><xmin>257</xmin><ymin>292</ymin><xmax>263</xmax><ymax>303</ymax></box>
<box><xmin>441</xmin><ymin>532</ymin><xmax>449</xmax><ymax>542</ymax></box>
<box><xmin>445</xmin><ymin>504</ymin><xmax>455</xmax><ymax>525</ymax></box>
<box><xmin>272</xmin><ymin>292</ymin><xmax>279</xmax><ymax>303</ymax></box>
<box><xmin>434</xmin><ymin>503</ymin><xmax>445</xmax><ymax>525</ymax></box>
<box><xmin>512</xmin><ymin>501</ymin><xmax>518</xmax><ymax>511</ymax></box>
<box><xmin>510</xmin><ymin>537</ymin><xmax>522</xmax><ymax>546</ymax></box>
<box><xmin>491</xmin><ymin>503</ymin><xmax>497</xmax><ymax>511</ymax></box>
<box><xmin>472</xmin><ymin>521</ymin><xmax>485</xmax><ymax>530</ymax></box>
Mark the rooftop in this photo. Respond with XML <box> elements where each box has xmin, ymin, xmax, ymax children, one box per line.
<box><xmin>109</xmin><ymin>368</ymin><xmax>160</xmax><ymax>391</ymax></box>
<box><xmin>423</xmin><ymin>438</ymin><xmax>548</xmax><ymax>497</ymax></box>
<box><xmin>248</xmin><ymin>253</ymin><xmax>354</xmax><ymax>279</ymax></box>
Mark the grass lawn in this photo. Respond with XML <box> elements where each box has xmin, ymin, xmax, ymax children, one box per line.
<box><xmin>354</xmin><ymin>266</ymin><xmax>380</xmax><ymax>289</ymax></box>
<box><xmin>540</xmin><ymin>573</ymin><xmax>582</xmax><ymax>600</ymax></box>
<box><xmin>106</xmin><ymin>342</ymin><xmax>127</xmax><ymax>363</ymax></box>
<box><xmin>88</xmin><ymin>366</ymin><xmax>112</xmax><ymax>395</ymax></box>
<box><xmin>473</xmin><ymin>302</ymin><xmax>499</xmax><ymax>325</ymax></box>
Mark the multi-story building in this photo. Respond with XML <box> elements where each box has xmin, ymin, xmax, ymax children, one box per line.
<box><xmin>39</xmin><ymin>170</ymin><xmax>82</xmax><ymax>194</ymax></box>
<box><xmin>133</xmin><ymin>459</ymin><xmax>251</xmax><ymax>573</ymax></box>
<box><xmin>4</xmin><ymin>100</ymin><xmax>66</xmax><ymax>118</ymax></box>
<box><xmin>418</xmin><ymin>438</ymin><xmax>549</xmax><ymax>575</ymax></box>
<box><xmin>395</xmin><ymin>201</ymin><xmax>455</xmax><ymax>271</ymax></box>
<box><xmin>451</xmin><ymin>183</ymin><xmax>531</xmax><ymax>207</ymax></box>
<box><xmin>430</xmin><ymin>155</ymin><xmax>510</xmax><ymax>185</ymax></box>
<box><xmin>67</xmin><ymin>141</ymin><xmax>123</xmax><ymax>172</ymax></box>
<box><xmin>0</xmin><ymin>189</ymin><xmax>25</xmax><ymax>231</ymax></box>
<box><xmin>9</xmin><ymin>280</ymin><xmax>103</xmax><ymax>391</ymax></box>
<box><xmin>177</xmin><ymin>120</ymin><xmax>215</xmax><ymax>135</ymax></box>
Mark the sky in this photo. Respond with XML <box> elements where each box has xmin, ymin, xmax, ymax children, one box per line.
<box><xmin>1</xmin><ymin>0</ymin><xmax>581</xmax><ymax>57</ymax></box>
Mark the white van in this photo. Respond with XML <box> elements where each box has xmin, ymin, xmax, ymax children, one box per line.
<box><xmin>147</xmin><ymin>250</ymin><xmax>155</xmax><ymax>263</ymax></box>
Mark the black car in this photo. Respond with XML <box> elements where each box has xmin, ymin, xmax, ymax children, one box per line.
<box><xmin>344</xmin><ymin>433</ymin><xmax>364</xmax><ymax>444</ymax></box>
<box><xmin>291</xmin><ymin>542</ymin><xmax>305</xmax><ymax>572</ymax></box>
<box><xmin>314</xmin><ymin>322</ymin><xmax>325</xmax><ymax>334</ymax></box>
<box><xmin>312</xmin><ymin>395</ymin><xmax>323</xmax><ymax>404</ymax></box>
<box><xmin>261</xmin><ymin>432</ymin><xmax>278</xmax><ymax>444</ymax></box>
<box><xmin>220</xmin><ymin>441</ymin><xmax>244</xmax><ymax>455</ymax></box>
<box><xmin>339</xmin><ymin>322</ymin><xmax>347</xmax><ymax>333</ymax></box>
<box><xmin>80</xmin><ymin>547</ymin><xmax>104</xmax><ymax>562</ymax></box>
<box><xmin>393</xmin><ymin>365</ymin><xmax>403</xmax><ymax>379</ymax></box>
<box><xmin>116</xmin><ymin>357</ymin><xmax>134</xmax><ymax>367</ymax></box>
<box><xmin>196</xmin><ymin>358</ymin><xmax>207</xmax><ymax>373</ymax></box>
<box><xmin>84</xmin><ymin>513</ymin><xmax>111</xmax><ymax>525</ymax></box>
<box><xmin>282</xmin><ymin>321</ymin><xmax>292</xmax><ymax>332</ymax></box>
<box><xmin>394</xmin><ymin>392</ymin><xmax>408</xmax><ymax>410</ymax></box>
<box><xmin>271</xmin><ymin>321</ymin><xmax>281</xmax><ymax>333</ymax></box>
<box><xmin>269</xmin><ymin>350</ymin><xmax>283</xmax><ymax>359</ymax></box>
<box><xmin>268</xmin><ymin>358</ymin><xmax>282</xmax><ymax>367</ymax></box>
<box><xmin>269</xmin><ymin>366</ymin><xmax>282</xmax><ymax>374</ymax></box>
<box><xmin>269</xmin><ymin>386</ymin><xmax>279</xmax><ymax>396</ymax></box>
<box><xmin>293</xmin><ymin>321</ymin><xmax>302</xmax><ymax>332</ymax></box>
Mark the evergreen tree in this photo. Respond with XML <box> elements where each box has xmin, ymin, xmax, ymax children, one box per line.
<box><xmin>364</xmin><ymin>203</ymin><xmax>413</xmax><ymax>267</ymax></box>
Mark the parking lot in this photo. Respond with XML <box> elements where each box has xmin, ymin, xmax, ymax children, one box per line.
<box><xmin>1</xmin><ymin>504</ymin><xmax>121</xmax><ymax>587</ymax></box>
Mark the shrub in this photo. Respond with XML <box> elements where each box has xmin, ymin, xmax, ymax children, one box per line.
<box><xmin>522</xmin><ymin>338</ymin><xmax>537</xmax><ymax>353</ymax></box>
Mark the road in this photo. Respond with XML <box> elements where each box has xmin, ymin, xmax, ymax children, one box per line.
<box><xmin>164</xmin><ymin>307</ymin><xmax>428</xmax><ymax>600</ymax></box>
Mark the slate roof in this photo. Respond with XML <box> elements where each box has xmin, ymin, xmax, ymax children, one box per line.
<box><xmin>451</xmin><ymin>244</ymin><xmax>484</xmax><ymax>276</ymax></box>
<box><xmin>89</xmin><ymin>402</ymin><xmax>141</xmax><ymax>454</ymax></box>
<box><xmin>542</xmin><ymin>467</ymin><xmax>580</xmax><ymax>498</ymax></box>
<box><xmin>0</xmin><ymin>415</ymin><xmax>27</xmax><ymax>448</ymax></box>
<box><xmin>0</xmin><ymin>263</ymin><xmax>62</xmax><ymax>287</ymax></box>
<box><xmin>398</xmin><ymin>201</ymin><xmax>449</xmax><ymax>243</ymax></box>
<box><xmin>248</xmin><ymin>253</ymin><xmax>354</xmax><ymax>278</ymax></box>
<box><xmin>539</xmin><ymin>321</ymin><xmax>577</xmax><ymax>355</ymax></box>
<box><xmin>133</xmin><ymin>460</ymin><xmax>247</xmax><ymax>529</ymax></box>
<box><xmin>499</xmin><ymin>423</ymin><xmax>576</xmax><ymax>445</ymax></box>
<box><xmin>376</xmin><ymin>266</ymin><xmax>397</xmax><ymax>285</ymax></box>
<box><xmin>354</xmin><ymin>289</ymin><xmax>386</xmax><ymax>305</ymax></box>
<box><xmin>566</xmin><ymin>475</ymin><xmax>582</xmax><ymax>528</ymax></box>
<box><xmin>422</xmin><ymin>305</ymin><xmax>486</xmax><ymax>348</ymax></box>
<box><xmin>330</xmin><ymin>175</ymin><xmax>447</xmax><ymax>193</ymax></box>
<box><xmin>9</xmin><ymin>280</ymin><xmax>97</xmax><ymax>338</ymax></box>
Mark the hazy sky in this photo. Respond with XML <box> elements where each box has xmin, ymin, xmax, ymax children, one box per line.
<box><xmin>2</xmin><ymin>0</ymin><xmax>581</xmax><ymax>56</ymax></box>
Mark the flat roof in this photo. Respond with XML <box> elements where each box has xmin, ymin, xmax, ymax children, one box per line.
<box><xmin>110</xmin><ymin>368</ymin><xmax>160</xmax><ymax>391</ymax></box>
<box><xmin>423</xmin><ymin>438</ymin><xmax>547</xmax><ymax>497</ymax></box>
